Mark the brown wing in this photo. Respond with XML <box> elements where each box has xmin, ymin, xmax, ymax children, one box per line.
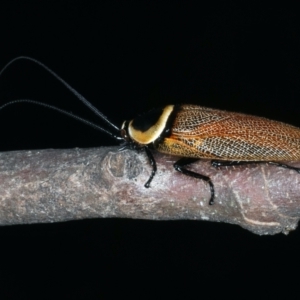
<box><xmin>156</xmin><ymin>105</ymin><xmax>300</xmax><ymax>161</ymax></box>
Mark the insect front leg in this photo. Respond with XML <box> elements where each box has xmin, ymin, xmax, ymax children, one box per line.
<box><xmin>174</xmin><ymin>158</ymin><xmax>215</xmax><ymax>205</ymax></box>
<box><xmin>144</xmin><ymin>147</ymin><xmax>157</xmax><ymax>188</ymax></box>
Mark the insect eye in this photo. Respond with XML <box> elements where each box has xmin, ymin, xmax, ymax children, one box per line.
<box><xmin>120</xmin><ymin>128</ymin><xmax>128</xmax><ymax>141</ymax></box>
<box><xmin>120</xmin><ymin>120</ymin><xmax>131</xmax><ymax>141</ymax></box>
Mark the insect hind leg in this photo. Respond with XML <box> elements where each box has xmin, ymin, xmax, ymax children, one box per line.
<box><xmin>174</xmin><ymin>158</ymin><xmax>215</xmax><ymax>205</ymax></box>
<box><xmin>268</xmin><ymin>162</ymin><xmax>300</xmax><ymax>173</ymax></box>
<box><xmin>211</xmin><ymin>160</ymin><xmax>300</xmax><ymax>174</ymax></box>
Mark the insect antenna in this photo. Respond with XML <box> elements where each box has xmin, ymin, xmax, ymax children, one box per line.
<box><xmin>0</xmin><ymin>99</ymin><xmax>122</xmax><ymax>141</ymax></box>
<box><xmin>0</xmin><ymin>56</ymin><xmax>120</xmax><ymax>133</ymax></box>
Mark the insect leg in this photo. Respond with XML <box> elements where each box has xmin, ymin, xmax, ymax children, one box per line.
<box><xmin>144</xmin><ymin>147</ymin><xmax>157</xmax><ymax>188</ymax></box>
<box><xmin>211</xmin><ymin>160</ymin><xmax>300</xmax><ymax>174</ymax></box>
<box><xmin>267</xmin><ymin>162</ymin><xmax>300</xmax><ymax>173</ymax></box>
<box><xmin>174</xmin><ymin>158</ymin><xmax>215</xmax><ymax>205</ymax></box>
<box><xmin>211</xmin><ymin>160</ymin><xmax>252</xmax><ymax>168</ymax></box>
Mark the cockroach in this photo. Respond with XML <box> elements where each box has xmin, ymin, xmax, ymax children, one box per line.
<box><xmin>1</xmin><ymin>56</ymin><xmax>300</xmax><ymax>205</ymax></box>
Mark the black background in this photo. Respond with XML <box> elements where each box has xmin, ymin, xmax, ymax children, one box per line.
<box><xmin>1</xmin><ymin>1</ymin><xmax>300</xmax><ymax>298</ymax></box>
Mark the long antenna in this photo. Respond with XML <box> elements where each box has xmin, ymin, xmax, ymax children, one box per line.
<box><xmin>0</xmin><ymin>56</ymin><xmax>120</xmax><ymax>132</ymax></box>
<box><xmin>0</xmin><ymin>99</ymin><xmax>123</xmax><ymax>141</ymax></box>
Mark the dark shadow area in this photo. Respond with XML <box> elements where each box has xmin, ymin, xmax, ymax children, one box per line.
<box><xmin>1</xmin><ymin>1</ymin><xmax>300</xmax><ymax>298</ymax></box>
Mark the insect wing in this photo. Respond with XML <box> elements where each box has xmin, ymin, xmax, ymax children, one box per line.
<box><xmin>157</xmin><ymin>105</ymin><xmax>300</xmax><ymax>161</ymax></box>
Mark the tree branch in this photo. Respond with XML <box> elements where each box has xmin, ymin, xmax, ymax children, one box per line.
<box><xmin>1</xmin><ymin>146</ymin><xmax>300</xmax><ymax>235</ymax></box>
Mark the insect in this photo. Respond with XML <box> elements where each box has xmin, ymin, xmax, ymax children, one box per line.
<box><xmin>1</xmin><ymin>57</ymin><xmax>300</xmax><ymax>205</ymax></box>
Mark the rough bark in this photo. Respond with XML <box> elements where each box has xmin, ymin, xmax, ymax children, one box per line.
<box><xmin>0</xmin><ymin>146</ymin><xmax>300</xmax><ymax>235</ymax></box>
